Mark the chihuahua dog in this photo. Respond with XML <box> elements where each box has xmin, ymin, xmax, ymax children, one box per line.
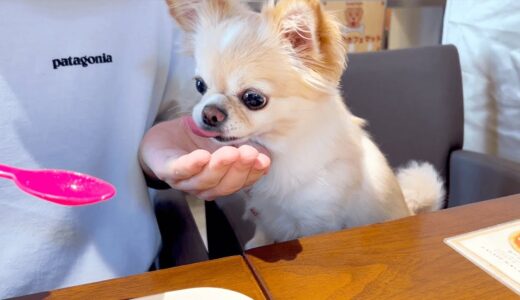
<box><xmin>166</xmin><ymin>0</ymin><xmax>445</xmax><ymax>249</ymax></box>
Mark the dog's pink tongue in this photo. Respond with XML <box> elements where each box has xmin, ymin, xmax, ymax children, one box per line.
<box><xmin>183</xmin><ymin>116</ymin><xmax>220</xmax><ymax>138</ymax></box>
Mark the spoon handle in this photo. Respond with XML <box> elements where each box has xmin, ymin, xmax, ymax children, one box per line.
<box><xmin>0</xmin><ymin>164</ymin><xmax>18</xmax><ymax>180</ymax></box>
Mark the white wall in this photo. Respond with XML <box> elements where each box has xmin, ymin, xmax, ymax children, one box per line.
<box><xmin>388</xmin><ymin>6</ymin><xmax>444</xmax><ymax>49</ymax></box>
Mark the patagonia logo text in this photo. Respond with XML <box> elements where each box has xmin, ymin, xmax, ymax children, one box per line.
<box><xmin>52</xmin><ymin>53</ymin><xmax>113</xmax><ymax>70</ymax></box>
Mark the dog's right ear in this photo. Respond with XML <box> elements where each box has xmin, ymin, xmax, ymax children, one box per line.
<box><xmin>264</xmin><ymin>0</ymin><xmax>347</xmax><ymax>85</ymax></box>
<box><xmin>165</xmin><ymin>0</ymin><xmax>245</xmax><ymax>33</ymax></box>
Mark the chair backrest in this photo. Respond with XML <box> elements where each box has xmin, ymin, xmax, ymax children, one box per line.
<box><xmin>341</xmin><ymin>45</ymin><xmax>464</xmax><ymax>182</ymax></box>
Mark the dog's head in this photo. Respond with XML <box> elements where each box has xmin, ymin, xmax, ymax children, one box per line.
<box><xmin>167</xmin><ymin>0</ymin><xmax>346</xmax><ymax>146</ymax></box>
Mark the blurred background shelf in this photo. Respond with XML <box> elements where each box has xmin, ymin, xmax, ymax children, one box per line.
<box><xmin>242</xmin><ymin>0</ymin><xmax>447</xmax><ymax>51</ymax></box>
<box><xmin>388</xmin><ymin>0</ymin><xmax>445</xmax><ymax>7</ymax></box>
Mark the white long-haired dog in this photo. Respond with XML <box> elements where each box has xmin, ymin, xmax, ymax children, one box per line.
<box><xmin>166</xmin><ymin>0</ymin><xmax>445</xmax><ymax>249</ymax></box>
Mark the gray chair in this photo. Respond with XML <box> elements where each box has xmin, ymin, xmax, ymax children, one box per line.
<box><xmin>154</xmin><ymin>189</ymin><xmax>208</xmax><ymax>268</ymax></box>
<box><xmin>202</xmin><ymin>45</ymin><xmax>520</xmax><ymax>257</ymax></box>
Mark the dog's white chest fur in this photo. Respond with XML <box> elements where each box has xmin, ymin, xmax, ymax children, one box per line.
<box><xmin>246</xmin><ymin>160</ymin><xmax>355</xmax><ymax>242</ymax></box>
<box><xmin>242</xmin><ymin>98</ymin><xmax>413</xmax><ymax>249</ymax></box>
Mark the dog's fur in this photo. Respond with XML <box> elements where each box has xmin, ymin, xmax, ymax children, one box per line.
<box><xmin>166</xmin><ymin>0</ymin><xmax>445</xmax><ymax>249</ymax></box>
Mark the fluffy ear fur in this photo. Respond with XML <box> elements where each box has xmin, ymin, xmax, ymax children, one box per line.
<box><xmin>264</xmin><ymin>0</ymin><xmax>347</xmax><ymax>85</ymax></box>
<box><xmin>166</xmin><ymin>0</ymin><xmax>246</xmax><ymax>32</ymax></box>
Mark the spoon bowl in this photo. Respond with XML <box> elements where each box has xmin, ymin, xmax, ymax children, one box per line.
<box><xmin>0</xmin><ymin>164</ymin><xmax>116</xmax><ymax>206</ymax></box>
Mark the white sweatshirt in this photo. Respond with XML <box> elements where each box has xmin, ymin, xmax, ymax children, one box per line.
<box><xmin>0</xmin><ymin>0</ymin><xmax>196</xmax><ymax>297</ymax></box>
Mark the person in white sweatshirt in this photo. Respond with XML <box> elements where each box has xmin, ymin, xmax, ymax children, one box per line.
<box><xmin>0</xmin><ymin>0</ymin><xmax>270</xmax><ymax>298</ymax></box>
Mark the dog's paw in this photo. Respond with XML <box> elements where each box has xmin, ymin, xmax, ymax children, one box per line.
<box><xmin>244</xmin><ymin>239</ymin><xmax>259</xmax><ymax>250</ymax></box>
<box><xmin>244</xmin><ymin>229</ymin><xmax>272</xmax><ymax>250</ymax></box>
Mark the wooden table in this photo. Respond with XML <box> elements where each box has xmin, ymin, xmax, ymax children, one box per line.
<box><xmin>245</xmin><ymin>195</ymin><xmax>520</xmax><ymax>299</ymax></box>
<box><xmin>19</xmin><ymin>195</ymin><xmax>520</xmax><ymax>299</ymax></box>
<box><xmin>21</xmin><ymin>256</ymin><xmax>266</xmax><ymax>300</ymax></box>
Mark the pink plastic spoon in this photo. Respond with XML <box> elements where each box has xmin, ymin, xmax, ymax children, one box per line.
<box><xmin>0</xmin><ymin>164</ymin><xmax>116</xmax><ymax>206</ymax></box>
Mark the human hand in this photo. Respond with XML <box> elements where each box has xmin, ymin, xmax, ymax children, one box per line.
<box><xmin>139</xmin><ymin>118</ymin><xmax>270</xmax><ymax>200</ymax></box>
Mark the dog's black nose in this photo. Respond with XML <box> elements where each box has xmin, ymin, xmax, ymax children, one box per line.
<box><xmin>202</xmin><ymin>105</ymin><xmax>227</xmax><ymax>127</ymax></box>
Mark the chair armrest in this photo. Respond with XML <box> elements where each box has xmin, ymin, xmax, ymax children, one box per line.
<box><xmin>448</xmin><ymin>150</ymin><xmax>520</xmax><ymax>207</ymax></box>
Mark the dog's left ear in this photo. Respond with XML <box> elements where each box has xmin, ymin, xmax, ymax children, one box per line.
<box><xmin>166</xmin><ymin>0</ymin><xmax>246</xmax><ymax>33</ymax></box>
<box><xmin>265</xmin><ymin>0</ymin><xmax>347</xmax><ymax>84</ymax></box>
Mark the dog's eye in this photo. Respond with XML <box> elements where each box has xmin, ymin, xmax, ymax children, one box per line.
<box><xmin>241</xmin><ymin>89</ymin><xmax>268</xmax><ymax>110</ymax></box>
<box><xmin>195</xmin><ymin>77</ymin><xmax>207</xmax><ymax>95</ymax></box>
